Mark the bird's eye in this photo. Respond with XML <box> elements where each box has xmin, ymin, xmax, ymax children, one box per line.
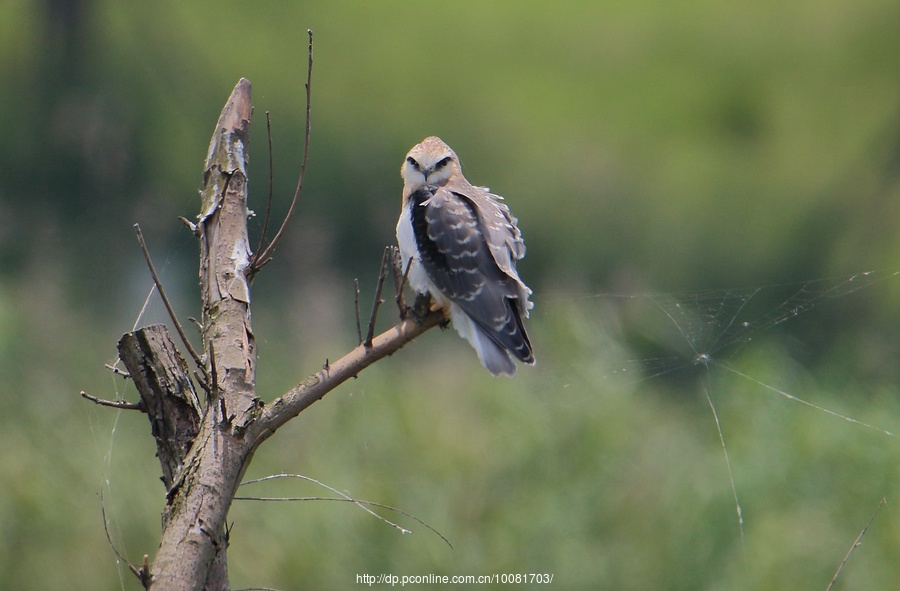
<box><xmin>406</xmin><ymin>156</ymin><xmax>419</xmax><ymax>169</ymax></box>
<box><xmin>435</xmin><ymin>156</ymin><xmax>452</xmax><ymax>169</ymax></box>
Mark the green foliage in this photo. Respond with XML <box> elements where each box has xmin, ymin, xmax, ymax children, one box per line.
<box><xmin>2</xmin><ymin>0</ymin><xmax>900</xmax><ymax>589</ymax></box>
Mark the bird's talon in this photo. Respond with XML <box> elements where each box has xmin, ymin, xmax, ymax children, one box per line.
<box><xmin>411</xmin><ymin>293</ymin><xmax>434</xmax><ymax>322</ymax></box>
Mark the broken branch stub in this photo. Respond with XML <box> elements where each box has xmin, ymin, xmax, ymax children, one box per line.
<box><xmin>117</xmin><ymin>324</ymin><xmax>201</xmax><ymax>489</ymax></box>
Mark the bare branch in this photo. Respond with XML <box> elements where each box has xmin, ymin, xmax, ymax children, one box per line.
<box><xmin>253</xmin><ymin>111</ymin><xmax>275</xmax><ymax>264</ymax></box>
<box><xmin>133</xmin><ymin>555</ymin><xmax>151</xmax><ymax>590</ymax></box>
<box><xmin>99</xmin><ymin>491</ymin><xmax>149</xmax><ymax>587</ymax></box>
<box><xmin>825</xmin><ymin>497</ymin><xmax>887</xmax><ymax>591</ymax></box>
<box><xmin>178</xmin><ymin>215</ymin><xmax>198</xmax><ymax>234</ymax></box>
<box><xmin>395</xmin><ymin>256</ymin><xmax>413</xmax><ymax>317</ymax></box>
<box><xmin>364</xmin><ymin>247</ymin><xmax>391</xmax><ymax>348</ymax></box>
<box><xmin>252</xmin><ymin>30</ymin><xmax>314</xmax><ymax>274</ymax></box>
<box><xmin>134</xmin><ymin>224</ymin><xmax>205</xmax><ymax>371</ymax></box>
<box><xmin>389</xmin><ymin>245</ymin><xmax>403</xmax><ymax>297</ymax></box>
<box><xmin>354</xmin><ymin>278</ymin><xmax>362</xmax><ymax>344</ymax></box>
<box><xmin>252</xmin><ymin>310</ymin><xmax>444</xmax><ymax>445</ymax></box>
<box><xmin>104</xmin><ymin>363</ymin><xmax>131</xmax><ymax>378</ymax></box>
<box><xmin>81</xmin><ymin>390</ymin><xmax>143</xmax><ymax>411</ymax></box>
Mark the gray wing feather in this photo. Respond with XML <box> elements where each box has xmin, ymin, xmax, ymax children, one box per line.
<box><xmin>414</xmin><ymin>186</ymin><xmax>533</xmax><ymax>363</ymax></box>
<box><xmin>445</xmin><ymin>179</ymin><xmax>531</xmax><ymax>313</ymax></box>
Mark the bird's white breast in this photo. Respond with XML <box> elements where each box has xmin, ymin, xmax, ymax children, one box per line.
<box><xmin>396</xmin><ymin>202</ymin><xmax>452</xmax><ymax>310</ymax></box>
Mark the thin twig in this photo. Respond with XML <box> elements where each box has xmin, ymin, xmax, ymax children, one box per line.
<box><xmin>177</xmin><ymin>215</ymin><xmax>197</xmax><ymax>234</ymax></box>
<box><xmin>252</xmin><ymin>29</ymin><xmax>314</xmax><ymax>273</ymax></box>
<box><xmin>82</xmin><ymin>390</ymin><xmax>143</xmax><ymax>411</ymax></box>
<box><xmin>99</xmin><ymin>491</ymin><xmax>129</xmax><ymax>563</ymax></box>
<box><xmin>396</xmin><ymin>256</ymin><xmax>413</xmax><ymax>317</ymax></box>
<box><xmin>239</xmin><ymin>473</ymin><xmax>452</xmax><ymax>548</ymax></box>
<box><xmin>825</xmin><ymin>497</ymin><xmax>887</xmax><ymax>591</ymax></box>
<box><xmin>364</xmin><ymin>247</ymin><xmax>390</xmax><ymax>348</ymax></box>
<box><xmin>135</xmin><ymin>555</ymin><xmax>150</xmax><ymax>589</ymax></box>
<box><xmin>253</xmin><ymin>111</ymin><xmax>275</xmax><ymax>265</ymax></box>
<box><xmin>388</xmin><ymin>245</ymin><xmax>402</xmax><ymax>296</ymax></box>
<box><xmin>104</xmin><ymin>363</ymin><xmax>131</xmax><ymax>379</ymax></box>
<box><xmin>354</xmin><ymin>278</ymin><xmax>362</xmax><ymax>344</ymax></box>
<box><xmin>133</xmin><ymin>224</ymin><xmax>204</xmax><ymax>370</ymax></box>
<box><xmin>99</xmin><ymin>490</ymin><xmax>149</xmax><ymax>586</ymax></box>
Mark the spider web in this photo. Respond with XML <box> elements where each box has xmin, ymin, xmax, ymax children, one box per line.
<box><xmin>607</xmin><ymin>270</ymin><xmax>895</xmax><ymax>388</ymax></box>
<box><xmin>555</xmin><ymin>267</ymin><xmax>900</xmax><ymax>542</ymax></box>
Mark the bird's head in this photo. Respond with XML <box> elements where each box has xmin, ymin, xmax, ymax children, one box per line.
<box><xmin>401</xmin><ymin>136</ymin><xmax>461</xmax><ymax>195</ymax></box>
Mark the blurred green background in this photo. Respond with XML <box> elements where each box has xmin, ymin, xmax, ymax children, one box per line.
<box><xmin>3</xmin><ymin>0</ymin><xmax>900</xmax><ymax>589</ymax></box>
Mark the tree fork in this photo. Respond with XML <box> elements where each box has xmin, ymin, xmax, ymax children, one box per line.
<box><xmin>100</xmin><ymin>72</ymin><xmax>443</xmax><ymax>588</ymax></box>
<box><xmin>143</xmin><ymin>78</ymin><xmax>257</xmax><ymax>591</ymax></box>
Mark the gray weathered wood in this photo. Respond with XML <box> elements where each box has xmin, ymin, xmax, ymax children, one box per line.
<box><xmin>112</xmin><ymin>76</ymin><xmax>442</xmax><ymax>590</ymax></box>
<box><xmin>117</xmin><ymin>325</ymin><xmax>201</xmax><ymax>488</ymax></box>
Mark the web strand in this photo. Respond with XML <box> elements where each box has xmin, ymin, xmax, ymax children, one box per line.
<box><xmin>544</xmin><ymin>266</ymin><xmax>900</xmax><ymax>548</ymax></box>
<box><xmin>715</xmin><ymin>360</ymin><xmax>894</xmax><ymax>437</ymax></box>
<box><xmin>703</xmin><ymin>383</ymin><xmax>745</xmax><ymax>545</ymax></box>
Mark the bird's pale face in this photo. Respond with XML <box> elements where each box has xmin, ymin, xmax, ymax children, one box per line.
<box><xmin>401</xmin><ymin>136</ymin><xmax>461</xmax><ymax>196</ymax></box>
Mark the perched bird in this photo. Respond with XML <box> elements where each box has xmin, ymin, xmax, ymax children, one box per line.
<box><xmin>396</xmin><ymin>136</ymin><xmax>534</xmax><ymax>376</ymax></box>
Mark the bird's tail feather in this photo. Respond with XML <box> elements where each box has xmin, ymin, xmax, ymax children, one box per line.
<box><xmin>450</xmin><ymin>304</ymin><xmax>516</xmax><ymax>377</ymax></box>
<box><xmin>474</xmin><ymin>333</ymin><xmax>516</xmax><ymax>377</ymax></box>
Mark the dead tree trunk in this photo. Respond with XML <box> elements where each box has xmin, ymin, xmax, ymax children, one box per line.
<box><xmin>100</xmin><ymin>77</ymin><xmax>443</xmax><ymax>590</ymax></box>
